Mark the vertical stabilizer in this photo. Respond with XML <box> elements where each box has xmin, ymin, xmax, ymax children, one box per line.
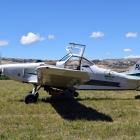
<box><xmin>126</xmin><ymin>60</ymin><xmax>140</xmax><ymax>76</ymax></box>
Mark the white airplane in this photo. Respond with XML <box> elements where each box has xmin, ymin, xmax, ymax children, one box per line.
<box><xmin>0</xmin><ymin>43</ymin><xmax>140</xmax><ymax>104</ymax></box>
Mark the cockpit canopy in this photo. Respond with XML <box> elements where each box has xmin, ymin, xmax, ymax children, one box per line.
<box><xmin>56</xmin><ymin>43</ymin><xmax>94</xmax><ymax>70</ymax></box>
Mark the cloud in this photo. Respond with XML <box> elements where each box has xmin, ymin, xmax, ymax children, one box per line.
<box><xmin>124</xmin><ymin>55</ymin><xmax>140</xmax><ymax>59</ymax></box>
<box><xmin>123</xmin><ymin>48</ymin><xmax>132</xmax><ymax>52</ymax></box>
<box><xmin>125</xmin><ymin>32</ymin><xmax>137</xmax><ymax>38</ymax></box>
<box><xmin>20</xmin><ymin>32</ymin><xmax>45</xmax><ymax>45</ymax></box>
<box><xmin>90</xmin><ymin>31</ymin><xmax>105</xmax><ymax>39</ymax></box>
<box><xmin>47</xmin><ymin>34</ymin><xmax>55</xmax><ymax>40</ymax></box>
<box><xmin>0</xmin><ymin>40</ymin><xmax>9</xmax><ymax>46</ymax></box>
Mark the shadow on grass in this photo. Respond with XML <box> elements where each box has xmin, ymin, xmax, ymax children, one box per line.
<box><xmin>76</xmin><ymin>97</ymin><xmax>135</xmax><ymax>101</ymax></box>
<box><xmin>41</xmin><ymin>97</ymin><xmax>113</xmax><ymax>122</ymax></box>
<box><xmin>18</xmin><ymin>95</ymin><xmax>135</xmax><ymax>103</ymax></box>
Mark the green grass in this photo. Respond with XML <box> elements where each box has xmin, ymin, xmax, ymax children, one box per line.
<box><xmin>0</xmin><ymin>80</ymin><xmax>140</xmax><ymax>140</ymax></box>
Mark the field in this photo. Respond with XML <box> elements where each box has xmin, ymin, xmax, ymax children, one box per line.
<box><xmin>0</xmin><ymin>80</ymin><xmax>140</xmax><ymax>140</ymax></box>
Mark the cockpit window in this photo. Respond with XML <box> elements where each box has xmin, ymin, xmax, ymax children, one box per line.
<box><xmin>64</xmin><ymin>56</ymin><xmax>81</xmax><ymax>70</ymax></box>
<box><xmin>81</xmin><ymin>58</ymin><xmax>94</xmax><ymax>67</ymax></box>
<box><xmin>64</xmin><ymin>56</ymin><xmax>93</xmax><ymax>70</ymax></box>
<box><xmin>58</xmin><ymin>50</ymin><xmax>94</xmax><ymax>70</ymax></box>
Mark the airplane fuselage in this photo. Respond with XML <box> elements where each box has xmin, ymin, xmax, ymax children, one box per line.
<box><xmin>0</xmin><ymin>63</ymin><xmax>140</xmax><ymax>91</ymax></box>
<box><xmin>0</xmin><ymin>63</ymin><xmax>43</xmax><ymax>83</ymax></box>
<box><xmin>78</xmin><ymin>65</ymin><xmax>140</xmax><ymax>90</ymax></box>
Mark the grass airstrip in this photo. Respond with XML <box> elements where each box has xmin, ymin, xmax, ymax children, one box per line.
<box><xmin>0</xmin><ymin>80</ymin><xmax>140</xmax><ymax>140</ymax></box>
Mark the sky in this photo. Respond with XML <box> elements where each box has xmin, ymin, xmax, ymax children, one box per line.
<box><xmin>0</xmin><ymin>0</ymin><xmax>140</xmax><ymax>60</ymax></box>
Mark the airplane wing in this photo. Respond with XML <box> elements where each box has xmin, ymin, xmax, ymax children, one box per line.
<box><xmin>37</xmin><ymin>66</ymin><xmax>90</xmax><ymax>89</ymax></box>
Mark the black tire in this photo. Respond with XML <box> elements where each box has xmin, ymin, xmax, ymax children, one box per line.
<box><xmin>135</xmin><ymin>95</ymin><xmax>140</xmax><ymax>99</ymax></box>
<box><xmin>73</xmin><ymin>92</ymin><xmax>79</xmax><ymax>97</ymax></box>
<box><xmin>25</xmin><ymin>93</ymin><xmax>38</xmax><ymax>104</ymax></box>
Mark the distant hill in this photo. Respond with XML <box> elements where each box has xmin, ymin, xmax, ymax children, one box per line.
<box><xmin>92</xmin><ymin>58</ymin><xmax>139</xmax><ymax>72</ymax></box>
<box><xmin>0</xmin><ymin>57</ymin><xmax>139</xmax><ymax>72</ymax></box>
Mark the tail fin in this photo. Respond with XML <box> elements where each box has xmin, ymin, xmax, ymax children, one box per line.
<box><xmin>126</xmin><ymin>60</ymin><xmax>140</xmax><ymax>76</ymax></box>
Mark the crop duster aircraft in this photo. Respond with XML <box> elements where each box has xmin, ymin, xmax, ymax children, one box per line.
<box><xmin>0</xmin><ymin>43</ymin><xmax>140</xmax><ymax>104</ymax></box>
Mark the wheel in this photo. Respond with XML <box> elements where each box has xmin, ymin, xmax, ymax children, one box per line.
<box><xmin>135</xmin><ymin>95</ymin><xmax>140</xmax><ymax>99</ymax></box>
<box><xmin>73</xmin><ymin>92</ymin><xmax>79</xmax><ymax>97</ymax></box>
<box><xmin>25</xmin><ymin>93</ymin><xmax>38</xmax><ymax>104</ymax></box>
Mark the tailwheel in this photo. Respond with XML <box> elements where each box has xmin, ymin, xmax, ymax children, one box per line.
<box><xmin>25</xmin><ymin>93</ymin><xmax>38</xmax><ymax>104</ymax></box>
<box><xmin>135</xmin><ymin>95</ymin><xmax>140</xmax><ymax>99</ymax></box>
<box><xmin>73</xmin><ymin>91</ymin><xmax>79</xmax><ymax>97</ymax></box>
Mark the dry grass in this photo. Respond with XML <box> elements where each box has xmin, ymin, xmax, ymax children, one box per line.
<box><xmin>0</xmin><ymin>80</ymin><xmax>140</xmax><ymax>140</ymax></box>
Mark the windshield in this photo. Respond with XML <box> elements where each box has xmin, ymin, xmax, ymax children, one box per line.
<box><xmin>57</xmin><ymin>43</ymin><xmax>94</xmax><ymax>69</ymax></box>
<box><xmin>59</xmin><ymin>54</ymin><xmax>71</xmax><ymax>61</ymax></box>
<box><xmin>64</xmin><ymin>56</ymin><xmax>94</xmax><ymax>70</ymax></box>
<box><xmin>64</xmin><ymin>56</ymin><xmax>81</xmax><ymax>70</ymax></box>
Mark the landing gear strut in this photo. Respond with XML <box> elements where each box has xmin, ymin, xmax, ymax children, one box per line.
<box><xmin>25</xmin><ymin>85</ymin><xmax>41</xmax><ymax>104</ymax></box>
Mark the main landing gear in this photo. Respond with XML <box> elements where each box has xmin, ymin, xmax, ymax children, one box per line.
<box><xmin>24</xmin><ymin>85</ymin><xmax>79</xmax><ymax>104</ymax></box>
<box><xmin>25</xmin><ymin>85</ymin><xmax>41</xmax><ymax>104</ymax></box>
<box><xmin>44</xmin><ymin>87</ymin><xmax>79</xmax><ymax>99</ymax></box>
